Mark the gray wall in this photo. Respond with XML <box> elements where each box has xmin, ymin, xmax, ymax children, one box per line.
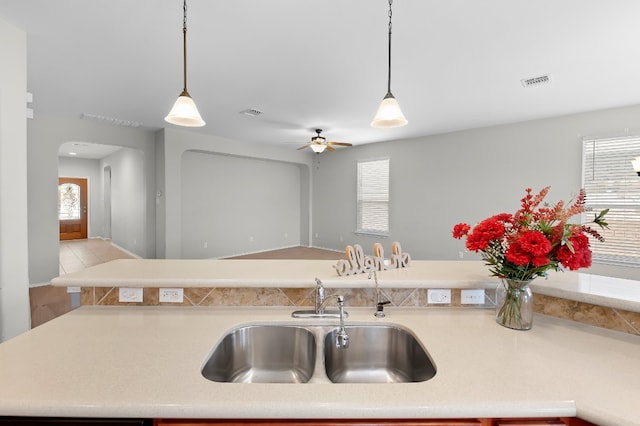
<box><xmin>312</xmin><ymin>104</ymin><xmax>640</xmax><ymax>280</ymax></box>
<box><xmin>101</xmin><ymin>147</ymin><xmax>146</xmax><ymax>256</ymax></box>
<box><xmin>157</xmin><ymin>128</ymin><xmax>313</xmax><ymax>259</ymax></box>
<box><xmin>27</xmin><ymin>114</ymin><xmax>156</xmax><ymax>285</ymax></box>
<box><xmin>181</xmin><ymin>151</ymin><xmax>302</xmax><ymax>258</ymax></box>
<box><xmin>0</xmin><ymin>16</ymin><xmax>30</xmax><ymax>340</ymax></box>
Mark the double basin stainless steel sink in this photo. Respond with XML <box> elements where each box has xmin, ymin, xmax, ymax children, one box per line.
<box><xmin>201</xmin><ymin>323</ymin><xmax>437</xmax><ymax>384</ymax></box>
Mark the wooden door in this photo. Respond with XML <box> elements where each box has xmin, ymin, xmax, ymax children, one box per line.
<box><xmin>58</xmin><ymin>177</ymin><xmax>88</xmax><ymax>240</ymax></box>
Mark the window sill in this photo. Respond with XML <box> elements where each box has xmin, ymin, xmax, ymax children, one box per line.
<box><xmin>354</xmin><ymin>230</ymin><xmax>389</xmax><ymax>238</ymax></box>
<box><xmin>531</xmin><ymin>270</ymin><xmax>640</xmax><ymax>314</ymax></box>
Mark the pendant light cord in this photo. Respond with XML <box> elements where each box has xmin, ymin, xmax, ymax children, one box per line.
<box><xmin>182</xmin><ymin>0</ymin><xmax>188</xmax><ymax>93</ymax></box>
<box><xmin>386</xmin><ymin>0</ymin><xmax>393</xmax><ymax>96</ymax></box>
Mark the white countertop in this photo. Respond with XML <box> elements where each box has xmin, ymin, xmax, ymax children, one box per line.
<box><xmin>51</xmin><ymin>259</ymin><xmax>640</xmax><ymax>312</ymax></box>
<box><xmin>51</xmin><ymin>259</ymin><xmax>501</xmax><ymax>288</ymax></box>
<box><xmin>0</xmin><ymin>306</ymin><xmax>638</xmax><ymax>425</ymax></box>
<box><xmin>531</xmin><ymin>271</ymin><xmax>640</xmax><ymax>312</ymax></box>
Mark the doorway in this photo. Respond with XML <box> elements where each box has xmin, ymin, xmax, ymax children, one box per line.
<box><xmin>58</xmin><ymin>177</ymin><xmax>88</xmax><ymax>240</ymax></box>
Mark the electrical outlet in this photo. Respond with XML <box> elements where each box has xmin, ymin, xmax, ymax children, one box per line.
<box><xmin>461</xmin><ymin>289</ymin><xmax>485</xmax><ymax>304</ymax></box>
<box><xmin>427</xmin><ymin>289</ymin><xmax>451</xmax><ymax>304</ymax></box>
<box><xmin>118</xmin><ymin>287</ymin><xmax>143</xmax><ymax>303</ymax></box>
<box><xmin>159</xmin><ymin>288</ymin><xmax>184</xmax><ymax>303</ymax></box>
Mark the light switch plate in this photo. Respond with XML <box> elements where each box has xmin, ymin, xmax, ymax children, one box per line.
<box><xmin>461</xmin><ymin>289</ymin><xmax>485</xmax><ymax>304</ymax></box>
<box><xmin>118</xmin><ymin>287</ymin><xmax>143</xmax><ymax>303</ymax></box>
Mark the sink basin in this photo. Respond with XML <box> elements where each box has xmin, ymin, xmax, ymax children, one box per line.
<box><xmin>202</xmin><ymin>325</ymin><xmax>316</xmax><ymax>383</ymax></box>
<box><xmin>323</xmin><ymin>325</ymin><xmax>436</xmax><ymax>383</ymax></box>
<box><xmin>202</xmin><ymin>323</ymin><xmax>436</xmax><ymax>384</ymax></box>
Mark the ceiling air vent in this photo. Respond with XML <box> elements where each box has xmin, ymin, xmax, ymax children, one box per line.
<box><xmin>240</xmin><ymin>108</ymin><xmax>264</xmax><ymax>117</ymax></box>
<box><xmin>81</xmin><ymin>113</ymin><xmax>142</xmax><ymax>128</ymax></box>
<box><xmin>521</xmin><ymin>74</ymin><xmax>552</xmax><ymax>88</ymax></box>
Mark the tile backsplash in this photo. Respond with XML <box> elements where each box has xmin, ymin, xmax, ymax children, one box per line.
<box><xmin>80</xmin><ymin>286</ymin><xmax>640</xmax><ymax>336</ymax></box>
<box><xmin>81</xmin><ymin>286</ymin><xmax>495</xmax><ymax>308</ymax></box>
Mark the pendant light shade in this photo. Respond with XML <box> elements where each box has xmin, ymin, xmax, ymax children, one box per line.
<box><xmin>165</xmin><ymin>0</ymin><xmax>205</xmax><ymax>127</ymax></box>
<box><xmin>166</xmin><ymin>90</ymin><xmax>205</xmax><ymax>127</ymax></box>
<box><xmin>371</xmin><ymin>93</ymin><xmax>408</xmax><ymax>128</ymax></box>
<box><xmin>371</xmin><ymin>0</ymin><xmax>407</xmax><ymax>128</ymax></box>
<box><xmin>310</xmin><ymin>143</ymin><xmax>327</xmax><ymax>153</ymax></box>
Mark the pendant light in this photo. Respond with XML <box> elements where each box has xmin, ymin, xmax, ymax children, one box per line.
<box><xmin>371</xmin><ymin>0</ymin><xmax>407</xmax><ymax>128</ymax></box>
<box><xmin>165</xmin><ymin>0</ymin><xmax>205</xmax><ymax>127</ymax></box>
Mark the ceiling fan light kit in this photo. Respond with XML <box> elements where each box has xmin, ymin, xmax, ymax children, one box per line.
<box><xmin>371</xmin><ymin>0</ymin><xmax>407</xmax><ymax>129</ymax></box>
<box><xmin>165</xmin><ymin>0</ymin><xmax>205</xmax><ymax>128</ymax></box>
<box><xmin>310</xmin><ymin>144</ymin><xmax>327</xmax><ymax>154</ymax></box>
<box><xmin>297</xmin><ymin>129</ymin><xmax>352</xmax><ymax>154</ymax></box>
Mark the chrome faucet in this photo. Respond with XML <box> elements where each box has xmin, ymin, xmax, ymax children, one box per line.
<box><xmin>314</xmin><ymin>277</ymin><xmax>326</xmax><ymax>314</ymax></box>
<box><xmin>335</xmin><ymin>295</ymin><xmax>349</xmax><ymax>349</ymax></box>
<box><xmin>368</xmin><ymin>269</ymin><xmax>391</xmax><ymax>318</ymax></box>
<box><xmin>316</xmin><ymin>292</ymin><xmax>349</xmax><ymax>349</ymax></box>
<box><xmin>291</xmin><ymin>278</ymin><xmax>349</xmax><ymax>319</ymax></box>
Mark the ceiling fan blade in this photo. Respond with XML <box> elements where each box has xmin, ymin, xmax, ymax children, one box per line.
<box><xmin>297</xmin><ymin>144</ymin><xmax>311</xmax><ymax>150</ymax></box>
<box><xmin>327</xmin><ymin>141</ymin><xmax>352</xmax><ymax>147</ymax></box>
<box><xmin>326</xmin><ymin>145</ymin><xmax>336</xmax><ymax>152</ymax></box>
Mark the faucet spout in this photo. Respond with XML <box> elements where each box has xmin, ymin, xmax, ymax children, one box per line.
<box><xmin>314</xmin><ymin>277</ymin><xmax>326</xmax><ymax>314</ymax></box>
<box><xmin>368</xmin><ymin>269</ymin><xmax>390</xmax><ymax>318</ymax></box>
<box><xmin>335</xmin><ymin>295</ymin><xmax>349</xmax><ymax>349</ymax></box>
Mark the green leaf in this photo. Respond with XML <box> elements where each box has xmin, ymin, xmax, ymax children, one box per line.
<box><xmin>593</xmin><ymin>208</ymin><xmax>609</xmax><ymax>229</ymax></box>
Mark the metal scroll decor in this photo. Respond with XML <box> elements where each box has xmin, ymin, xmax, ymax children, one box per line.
<box><xmin>333</xmin><ymin>241</ymin><xmax>411</xmax><ymax>276</ymax></box>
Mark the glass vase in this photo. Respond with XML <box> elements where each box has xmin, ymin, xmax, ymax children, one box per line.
<box><xmin>495</xmin><ymin>278</ymin><xmax>533</xmax><ymax>330</ymax></box>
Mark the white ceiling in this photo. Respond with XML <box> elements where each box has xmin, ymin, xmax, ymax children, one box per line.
<box><xmin>58</xmin><ymin>142</ymin><xmax>122</xmax><ymax>159</ymax></box>
<box><xmin>3</xmin><ymin>0</ymin><xmax>640</xmax><ymax>151</ymax></box>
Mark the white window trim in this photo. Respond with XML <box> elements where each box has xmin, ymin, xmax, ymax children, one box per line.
<box><xmin>356</xmin><ymin>158</ymin><xmax>390</xmax><ymax>237</ymax></box>
<box><xmin>582</xmin><ymin>136</ymin><xmax>640</xmax><ymax>267</ymax></box>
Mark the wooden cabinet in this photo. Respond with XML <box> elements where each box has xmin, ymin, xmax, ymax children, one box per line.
<box><xmin>154</xmin><ymin>418</ymin><xmax>596</xmax><ymax>426</ymax></box>
<box><xmin>0</xmin><ymin>418</ymin><xmax>151</xmax><ymax>425</ymax></box>
<box><xmin>154</xmin><ymin>421</ymin><xmax>482</xmax><ymax>426</ymax></box>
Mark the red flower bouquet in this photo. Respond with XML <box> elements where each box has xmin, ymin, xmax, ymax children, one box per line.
<box><xmin>452</xmin><ymin>187</ymin><xmax>608</xmax><ymax>281</ymax></box>
<box><xmin>452</xmin><ymin>187</ymin><xmax>608</xmax><ymax>330</ymax></box>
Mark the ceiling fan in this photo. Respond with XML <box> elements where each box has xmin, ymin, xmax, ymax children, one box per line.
<box><xmin>297</xmin><ymin>129</ymin><xmax>352</xmax><ymax>153</ymax></box>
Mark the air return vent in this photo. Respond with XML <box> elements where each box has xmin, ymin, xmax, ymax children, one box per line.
<box><xmin>521</xmin><ymin>74</ymin><xmax>552</xmax><ymax>88</ymax></box>
<box><xmin>240</xmin><ymin>108</ymin><xmax>264</xmax><ymax>117</ymax></box>
<box><xmin>81</xmin><ymin>113</ymin><xmax>142</xmax><ymax>128</ymax></box>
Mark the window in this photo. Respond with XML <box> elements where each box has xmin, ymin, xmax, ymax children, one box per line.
<box><xmin>58</xmin><ymin>182</ymin><xmax>81</xmax><ymax>220</ymax></box>
<box><xmin>356</xmin><ymin>158</ymin><xmax>389</xmax><ymax>236</ymax></box>
<box><xmin>582</xmin><ymin>136</ymin><xmax>640</xmax><ymax>266</ymax></box>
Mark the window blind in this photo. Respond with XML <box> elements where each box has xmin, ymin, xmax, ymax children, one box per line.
<box><xmin>582</xmin><ymin>137</ymin><xmax>640</xmax><ymax>266</ymax></box>
<box><xmin>356</xmin><ymin>158</ymin><xmax>389</xmax><ymax>235</ymax></box>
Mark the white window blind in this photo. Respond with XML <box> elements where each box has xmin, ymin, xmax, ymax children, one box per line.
<box><xmin>582</xmin><ymin>136</ymin><xmax>640</xmax><ymax>266</ymax></box>
<box><xmin>356</xmin><ymin>158</ymin><xmax>389</xmax><ymax>235</ymax></box>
